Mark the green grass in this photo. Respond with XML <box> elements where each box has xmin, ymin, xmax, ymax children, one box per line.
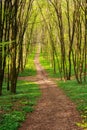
<box><xmin>40</xmin><ymin>53</ymin><xmax>61</xmax><ymax>78</ymax></box>
<box><xmin>19</xmin><ymin>52</ymin><xmax>36</xmax><ymax>77</ymax></box>
<box><xmin>59</xmin><ymin>80</ymin><xmax>87</xmax><ymax>129</ymax></box>
<box><xmin>40</xmin><ymin>53</ymin><xmax>74</xmax><ymax>78</ymax></box>
<box><xmin>0</xmin><ymin>80</ymin><xmax>41</xmax><ymax>130</ymax></box>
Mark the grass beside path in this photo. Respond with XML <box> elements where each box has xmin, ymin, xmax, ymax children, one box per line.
<box><xmin>40</xmin><ymin>53</ymin><xmax>61</xmax><ymax>78</ymax></box>
<box><xmin>40</xmin><ymin>53</ymin><xmax>75</xmax><ymax>78</ymax></box>
<box><xmin>40</xmin><ymin>52</ymin><xmax>87</xmax><ymax>129</ymax></box>
<box><xmin>19</xmin><ymin>52</ymin><xmax>36</xmax><ymax>77</ymax></box>
<box><xmin>0</xmin><ymin>80</ymin><xmax>41</xmax><ymax>130</ymax></box>
<box><xmin>59</xmin><ymin>80</ymin><xmax>87</xmax><ymax>129</ymax></box>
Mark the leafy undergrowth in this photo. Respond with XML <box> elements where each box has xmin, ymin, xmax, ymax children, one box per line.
<box><xmin>0</xmin><ymin>80</ymin><xmax>41</xmax><ymax>130</ymax></box>
<box><xmin>19</xmin><ymin>52</ymin><xmax>36</xmax><ymax>77</ymax></box>
<box><xmin>40</xmin><ymin>53</ymin><xmax>74</xmax><ymax>78</ymax></box>
<box><xmin>59</xmin><ymin>80</ymin><xmax>87</xmax><ymax>129</ymax></box>
<box><xmin>40</xmin><ymin>54</ymin><xmax>61</xmax><ymax>78</ymax></box>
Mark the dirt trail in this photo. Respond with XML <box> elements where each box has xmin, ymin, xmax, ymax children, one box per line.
<box><xmin>19</xmin><ymin>53</ymin><xmax>82</xmax><ymax>130</ymax></box>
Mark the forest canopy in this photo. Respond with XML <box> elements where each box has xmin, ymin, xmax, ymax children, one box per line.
<box><xmin>0</xmin><ymin>0</ymin><xmax>87</xmax><ymax>95</ymax></box>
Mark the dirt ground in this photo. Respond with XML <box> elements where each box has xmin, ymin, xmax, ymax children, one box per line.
<box><xmin>18</xmin><ymin>53</ymin><xmax>83</xmax><ymax>130</ymax></box>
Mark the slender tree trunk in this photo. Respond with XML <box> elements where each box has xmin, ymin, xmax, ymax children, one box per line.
<box><xmin>10</xmin><ymin>0</ymin><xmax>18</xmax><ymax>94</ymax></box>
<box><xmin>0</xmin><ymin>1</ymin><xmax>3</xmax><ymax>95</ymax></box>
<box><xmin>84</xmin><ymin>0</ymin><xmax>87</xmax><ymax>81</ymax></box>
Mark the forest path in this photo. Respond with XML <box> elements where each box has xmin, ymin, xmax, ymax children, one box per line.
<box><xmin>18</xmin><ymin>52</ymin><xmax>82</xmax><ymax>130</ymax></box>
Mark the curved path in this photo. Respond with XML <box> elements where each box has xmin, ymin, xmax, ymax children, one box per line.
<box><xmin>19</xmin><ymin>53</ymin><xmax>82</xmax><ymax>130</ymax></box>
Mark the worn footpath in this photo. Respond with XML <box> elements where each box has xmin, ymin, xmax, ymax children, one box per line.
<box><xmin>19</xmin><ymin>53</ymin><xmax>82</xmax><ymax>130</ymax></box>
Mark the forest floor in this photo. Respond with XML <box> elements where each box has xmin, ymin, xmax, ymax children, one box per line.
<box><xmin>18</xmin><ymin>52</ymin><xmax>83</xmax><ymax>130</ymax></box>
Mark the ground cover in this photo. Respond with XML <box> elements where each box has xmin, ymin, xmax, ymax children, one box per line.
<box><xmin>19</xmin><ymin>52</ymin><xmax>36</xmax><ymax>77</ymax></box>
<box><xmin>0</xmin><ymin>80</ymin><xmax>41</xmax><ymax>130</ymax></box>
<box><xmin>59</xmin><ymin>80</ymin><xmax>87</xmax><ymax>129</ymax></box>
<box><xmin>40</xmin><ymin>53</ymin><xmax>74</xmax><ymax>78</ymax></box>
